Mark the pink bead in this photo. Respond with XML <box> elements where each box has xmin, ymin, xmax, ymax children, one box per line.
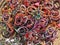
<box><xmin>35</xmin><ymin>2</ymin><xmax>39</xmax><ymax>6</ymax></box>
<box><xmin>58</xmin><ymin>23</ymin><xmax>60</xmax><ymax>27</ymax></box>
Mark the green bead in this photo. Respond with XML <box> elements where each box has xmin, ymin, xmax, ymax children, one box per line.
<box><xmin>37</xmin><ymin>14</ymin><xmax>40</xmax><ymax>17</ymax></box>
<box><xmin>36</xmin><ymin>14</ymin><xmax>40</xmax><ymax>19</ymax></box>
<box><xmin>37</xmin><ymin>43</ymin><xmax>42</xmax><ymax>45</ymax></box>
<box><xmin>3</xmin><ymin>27</ymin><xmax>6</xmax><ymax>29</ymax></box>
